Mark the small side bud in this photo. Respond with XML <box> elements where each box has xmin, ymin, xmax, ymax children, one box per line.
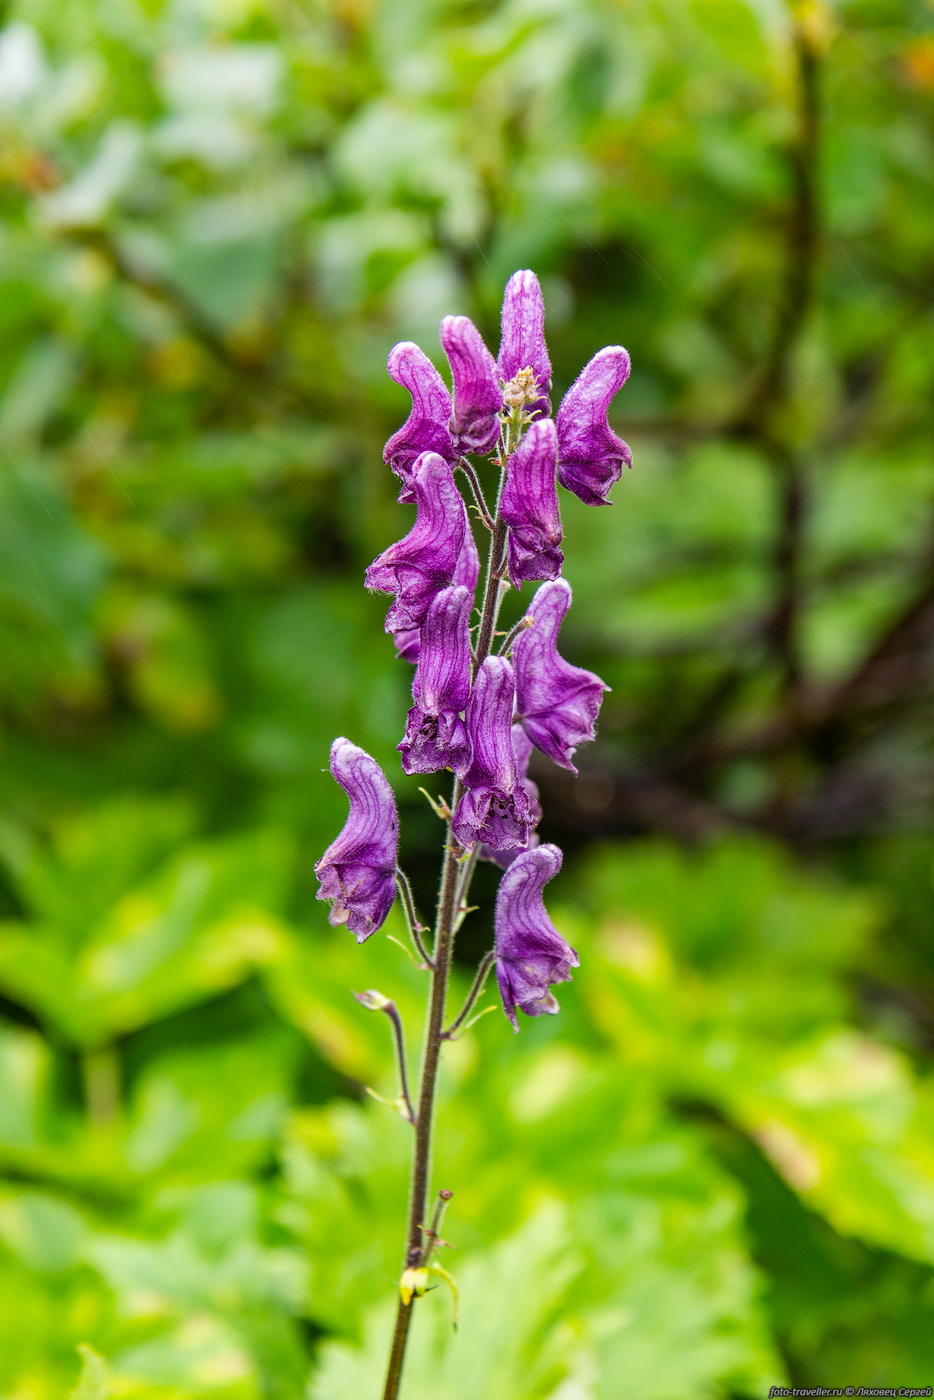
<box><xmin>355</xmin><ymin>989</ymin><xmax>393</xmax><ymax>1012</ymax></box>
<box><xmin>399</xmin><ymin>1266</ymin><xmax>430</xmax><ymax>1305</ymax></box>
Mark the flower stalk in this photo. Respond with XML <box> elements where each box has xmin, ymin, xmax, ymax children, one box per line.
<box><xmin>442</xmin><ymin>950</ymin><xmax>495</xmax><ymax>1040</ymax></box>
<box><xmin>395</xmin><ymin>870</ymin><xmax>433</xmax><ymax>968</ymax></box>
<box><xmin>313</xmin><ymin>269</ymin><xmax>632</xmax><ymax>1400</ymax></box>
<box><xmin>355</xmin><ymin>991</ymin><xmax>418</xmax><ymax>1126</ymax></box>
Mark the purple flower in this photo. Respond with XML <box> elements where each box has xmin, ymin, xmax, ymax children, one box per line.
<box><xmin>512</xmin><ymin>579</ymin><xmax>609</xmax><ymax>773</ymax></box>
<box><xmin>366</xmin><ymin>452</ymin><xmax>467</xmax><ymax>634</ymax></box>
<box><xmin>479</xmin><ymin>724</ymin><xmax>542</xmax><ymax>869</ymax></box>
<box><xmin>494</xmin><ymin>843</ymin><xmax>579</xmax><ymax>1029</ymax></box>
<box><xmin>441</xmin><ymin>315</ymin><xmax>502</xmax><ymax>456</ymax></box>
<box><xmin>454</xmin><ymin>518</ymin><xmax>481</xmax><ymax>595</ymax></box>
<box><xmin>556</xmin><ymin>346</ymin><xmax>632</xmax><ymax>506</ymax></box>
<box><xmin>499</xmin><ymin>418</ymin><xmax>563</xmax><ymax>585</ymax></box>
<box><xmin>393</xmin><ymin>628</ymin><xmax>422</xmax><ymax>665</ymax></box>
<box><xmin>452</xmin><ymin>657</ymin><xmax>534</xmax><ymax>853</ymax></box>
<box><xmin>497</xmin><ymin>270</ymin><xmax>551</xmax><ymax>420</ymax></box>
<box><xmin>392</xmin><ymin>524</ymin><xmax>480</xmax><ymax>665</ymax></box>
<box><xmin>384</xmin><ymin>342</ymin><xmax>455</xmax><ymax>503</ymax></box>
<box><xmin>398</xmin><ymin>586</ymin><xmax>471</xmax><ymax>775</ymax></box>
<box><xmin>315</xmin><ymin>737</ymin><xmax>399</xmax><ymax>942</ymax></box>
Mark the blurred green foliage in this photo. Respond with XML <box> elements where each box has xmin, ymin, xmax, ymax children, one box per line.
<box><xmin>0</xmin><ymin>0</ymin><xmax>933</xmax><ymax>1394</ymax></box>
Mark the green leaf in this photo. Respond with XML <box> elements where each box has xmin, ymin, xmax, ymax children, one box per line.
<box><xmin>67</xmin><ymin>1345</ymin><xmax>110</xmax><ymax>1400</ymax></box>
<box><xmin>0</xmin><ymin>811</ymin><xmax>292</xmax><ymax>1045</ymax></box>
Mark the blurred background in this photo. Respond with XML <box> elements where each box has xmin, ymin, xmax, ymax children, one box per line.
<box><xmin>1</xmin><ymin>0</ymin><xmax>934</xmax><ymax>1394</ymax></box>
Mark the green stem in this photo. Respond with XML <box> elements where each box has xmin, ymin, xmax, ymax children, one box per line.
<box><xmin>381</xmin><ymin>781</ymin><xmax>462</xmax><ymax>1400</ymax></box>
<box><xmin>498</xmin><ymin>615</ymin><xmax>534</xmax><ymax>657</ymax></box>
<box><xmin>442</xmin><ymin>951</ymin><xmax>495</xmax><ymax>1040</ymax></box>
<box><xmin>395</xmin><ymin>869</ymin><xmax>434</xmax><ymax>968</ymax></box>
<box><xmin>457</xmin><ymin>458</ymin><xmax>494</xmax><ymax>531</ymax></box>
<box><xmin>384</xmin><ymin>1000</ymin><xmax>418</xmax><ymax>1126</ymax></box>
<box><xmin>453</xmin><ymin>846</ymin><xmax>480</xmax><ymax>930</ymax></box>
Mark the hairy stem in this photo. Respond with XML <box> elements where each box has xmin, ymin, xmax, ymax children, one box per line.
<box><xmin>472</xmin><ymin>409</ymin><xmax>524</xmax><ymax>671</ymax></box>
<box><xmin>457</xmin><ymin>458</ymin><xmax>494</xmax><ymax>531</ymax></box>
<box><xmin>422</xmin><ymin>1187</ymin><xmax>454</xmax><ymax>1262</ymax></box>
<box><xmin>382</xmin><ymin>782</ymin><xmax>462</xmax><ymax>1400</ymax></box>
<box><xmin>442</xmin><ymin>951</ymin><xmax>495</xmax><ymax>1039</ymax></box>
<box><xmin>498</xmin><ymin>615</ymin><xmax>534</xmax><ymax>657</ymax></box>
<box><xmin>453</xmin><ymin>847</ymin><xmax>480</xmax><ymax>930</ymax></box>
<box><xmin>384</xmin><ymin>1001</ymin><xmax>418</xmax><ymax>1126</ymax></box>
<box><xmin>473</xmin><ymin>511</ymin><xmax>508</xmax><ymax>671</ymax></box>
<box><xmin>395</xmin><ymin>869</ymin><xmax>434</xmax><ymax>968</ymax></box>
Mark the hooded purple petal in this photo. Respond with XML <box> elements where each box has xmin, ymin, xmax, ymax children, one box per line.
<box><xmin>512</xmin><ymin>579</ymin><xmax>609</xmax><ymax>773</ymax></box>
<box><xmin>315</xmin><ymin>737</ymin><xmax>399</xmax><ymax>942</ymax></box>
<box><xmin>392</xmin><ymin>525</ymin><xmax>479</xmax><ymax>665</ymax></box>
<box><xmin>500</xmin><ymin>418</ymin><xmax>563</xmax><ymax>585</ymax></box>
<box><xmin>454</xmin><ymin>519</ymin><xmax>480</xmax><ymax>595</ymax></box>
<box><xmin>398</xmin><ymin>586</ymin><xmax>472</xmax><ymax>775</ymax></box>
<box><xmin>441</xmin><ymin>315</ymin><xmax>502</xmax><ymax>456</ymax></box>
<box><xmin>393</xmin><ymin>627</ymin><xmax>422</xmax><ymax>665</ymax></box>
<box><xmin>494</xmin><ymin>843</ymin><xmax>578</xmax><ymax>1029</ymax></box>
<box><xmin>556</xmin><ymin>346</ymin><xmax>632</xmax><ymax>506</ymax></box>
<box><xmin>479</xmin><ymin>724</ymin><xmax>542</xmax><ymax>869</ymax></box>
<box><xmin>366</xmin><ymin>452</ymin><xmax>467</xmax><ymax>634</ymax></box>
<box><xmin>452</xmin><ymin>657</ymin><xmax>533</xmax><ymax>852</ymax></box>
<box><xmin>384</xmin><ymin>342</ymin><xmax>455</xmax><ymax>503</ymax></box>
<box><xmin>497</xmin><ymin>270</ymin><xmax>551</xmax><ymax>420</ymax></box>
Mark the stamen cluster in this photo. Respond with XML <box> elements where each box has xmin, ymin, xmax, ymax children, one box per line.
<box><xmin>315</xmin><ymin>269</ymin><xmax>631</xmax><ymax>1027</ymax></box>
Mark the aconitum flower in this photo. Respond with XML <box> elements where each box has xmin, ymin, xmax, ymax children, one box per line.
<box><xmin>384</xmin><ymin>342</ymin><xmax>455</xmax><ymax>503</ymax></box>
<box><xmin>452</xmin><ymin>657</ymin><xmax>534</xmax><ymax>852</ymax></box>
<box><xmin>441</xmin><ymin>315</ymin><xmax>502</xmax><ymax>456</ymax></box>
<box><xmin>494</xmin><ymin>843</ymin><xmax>579</xmax><ymax>1029</ymax></box>
<box><xmin>556</xmin><ymin>346</ymin><xmax>632</xmax><ymax>506</ymax></box>
<box><xmin>453</xmin><ymin>518</ymin><xmax>481</xmax><ymax>595</ymax></box>
<box><xmin>499</xmin><ymin>418</ymin><xmax>563</xmax><ymax>584</ymax></box>
<box><xmin>398</xmin><ymin>586</ymin><xmax>471</xmax><ymax>775</ymax></box>
<box><xmin>315</xmin><ymin>737</ymin><xmax>399</xmax><ymax>942</ymax></box>
<box><xmin>512</xmin><ymin>579</ymin><xmax>609</xmax><ymax>772</ymax></box>
<box><xmin>366</xmin><ymin>452</ymin><xmax>467</xmax><ymax>634</ymax></box>
<box><xmin>393</xmin><ymin>628</ymin><xmax>422</xmax><ymax>665</ymax></box>
<box><xmin>479</xmin><ymin>724</ymin><xmax>542</xmax><ymax>869</ymax></box>
<box><xmin>392</xmin><ymin>524</ymin><xmax>480</xmax><ymax>665</ymax></box>
<box><xmin>498</xmin><ymin>270</ymin><xmax>551</xmax><ymax>420</ymax></box>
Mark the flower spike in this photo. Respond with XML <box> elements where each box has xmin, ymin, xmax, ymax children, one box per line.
<box><xmin>384</xmin><ymin>342</ymin><xmax>455</xmax><ymax>503</ymax></box>
<box><xmin>556</xmin><ymin>346</ymin><xmax>632</xmax><ymax>506</ymax></box>
<box><xmin>366</xmin><ymin>452</ymin><xmax>467</xmax><ymax>634</ymax></box>
<box><xmin>494</xmin><ymin>844</ymin><xmax>578</xmax><ymax>1029</ymax></box>
<box><xmin>441</xmin><ymin>315</ymin><xmax>502</xmax><ymax>456</ymax></box>
<box><xmin>497</xmin><ymin>270</ymin><xmax>551</xmax><ymax>420</ymax></box>
<box><xmin>452</xmin><ymin>657</ymin><xmax>534</xmax><ymax>853</ymax></box>
<box><xmin>512</xmin><ymin>580</ymin><xmax>609</xmax><ymax>773</ymax></box>
<box><xmin>398</xmin><ymin>586</ymin><xmax>472</xmax><ymax>775</ymax></box>
<box><xmin>315</xmin><ymin>738</ymin><xmax>399</xmax><ymax>942</ymax></box>
<box><xmin>499</xmin><ymin>417</ymin><xmax>563</xmax><ymax>585</ymax></box>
